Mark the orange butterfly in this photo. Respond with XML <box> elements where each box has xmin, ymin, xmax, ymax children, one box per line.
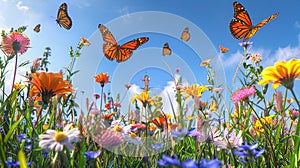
<box><xmin>181</xmin><ymin>27</ymin><xmax>190</xmax><ymax>41</ymax></box>
<box><xmin>162</xmin><ymin>42</ymin><xmax>172</xmax><ymax>56</ymax></box>
<box><xmin>229</xmin><ymin>1</ymin><xmax>278</xmax><ymax>41</ymax></box>
<box><xmin>219</xmin><ymin>45</ymin><xmax>229</xmax><ymax>53</ymax></box>
<box><xmin>98</xmin><ymin>24</ymin><xmax>149</xmax><ymax>62</ymax></box>
<box><xmin>33</xmin><ymin>24</ymin><xmax>41</xmax><ymax>33</ymax></box>
<box><xmin>56</xmin><ymin>3</ymin><xmax>72</xmax><ymax>30</ymax></box>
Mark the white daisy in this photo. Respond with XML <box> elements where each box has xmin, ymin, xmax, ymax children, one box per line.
<box><xmin>39</xmin><ymin>124</ymin><xmax>80</xmax><ymax>151</ymax></box>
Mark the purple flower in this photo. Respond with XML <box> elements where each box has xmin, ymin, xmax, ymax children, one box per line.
<box><xmin>231</xmin><ymin>86</ymin><xmax>256</xmax><ymax>103</ymax></box>
<box><xmin>84</xmin><ymin>150</ymin><xmax>101</xmax><ymax>159</ymax></box>
<box><xmin>238</xmin><ymin>41</ymin><xmax>253</xmax><ymax>49</ymax></box>
<box><xmin>198</xmin><ymin>158</ymin><xmax>222</xmax><ymax>168</ymax></box>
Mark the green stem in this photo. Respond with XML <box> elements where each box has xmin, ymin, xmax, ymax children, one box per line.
<box><xmin>290</xmin><ymin>88</ymin><xmax>300</xmax><ymax>168</ymax></box>
<box><xmin>10</xmin><ymin>53</ymin><xmax>18</xmax><ymax>95</ymax></box>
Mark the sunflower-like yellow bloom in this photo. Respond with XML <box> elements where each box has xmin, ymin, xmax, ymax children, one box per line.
<box><xmin>258</xmin><ymin>59</ymin><xmax>300</xmax><ymax>89</ymax></box>
<box><xmin>29</xmin><ymin>72</ymin><xmax>74</xmax><ymax>104</ymax></box>
<box><xmin>132</xmin><ymin>91</ymin><xmax>153</xmax><ymax>107</ymax></box>
<box><xmin>181</xmin><ymin>84</ymin><xmax>209</xmax><ymax>100</ymax></box>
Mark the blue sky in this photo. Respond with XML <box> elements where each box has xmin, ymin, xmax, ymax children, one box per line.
<box><xmin>1</xmin><ymin>0</ymin><xmax>300</xmax><ymax>113</ymax></box>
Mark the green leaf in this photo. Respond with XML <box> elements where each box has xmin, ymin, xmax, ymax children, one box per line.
<box><xmin>18</xmin><ymin>149</ymin><xmax>28</xmax><ymax>168</ymax></box>
<box><xmin>4</xmin><ymin>117</ymin><xmax>24</xmax><ymax>144</ymax></box>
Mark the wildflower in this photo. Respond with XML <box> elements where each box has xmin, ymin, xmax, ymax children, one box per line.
<box><xmin>151</xmin><ymin>143</ymin><xmax>163</xmax><ymax>150</ymax></box>
<box><xmin>80</xmin><ymin>37</ymin><xmax>91</xmax><ymax>46</ymax></box>
<box><xmin>250</xmin><ymin>53</ymin><xmax>262</xmax><ymax>63</ymax></box>
<box><xmin>29</xmin><ymin>72</ymin><xmax>74</xmax><ymax>104</ymax></box>
<box><xmin>39</xmin><ymin>124</ymin><xmax>80</xmax><ymax>151</ymax></box>
<box><xmin>212</xmin><ymin>87</ymin><xmax>223</xmax><ymax>93</ymax></box>
<box><xmin>234</xmin><ymin>142</ymin><xmax>264</xmax><ymax>163</ymax></box>
<box><xmin>175</xmin><ymin>68</ymin><xmax>180</xmax><ymax>73</ymax></box>
<box><xmin>200</xmin><ymin>59</ymin><xmax>211</xmax><ymax>67</ymax></box>
<box><xmin>198</xmin><ymin>158</ymin><xmax>222</xmax><ymax>168</ymax></box>
<box><xmin>289</xmin><ymin>108</ymin><xmax>299</xmax><ymax>121</ymax></box>
<box><xmin>42</xmin><ymin>150</ymin><xmax>50</xmax><ymax>158</ymax></box>
<box><xmin>6</xmin><ymin>161</ymin><xmax>33</xmax><ymax>167</ymax></box>
<box><xmin>213</xmin><ymin>128</ymin><xmax>243</xmax><ymax>149</ymax></box>
<box><xmin>239</xmin><ymin>41</ymin><xmax>253</xmax><ymax>50</ymax></box>
<box><xmin>1</xmin><ymin>31</ymin><xmax>30</xmax><ymax>55</ymax></box>
<box><xmin>157</xmin><ymin>154</ymin><xmax>181</xmax><ymax>167</ymax></box>
<box><xmin>123</xmin><ymin>132</ymin><xmax>141</xmax><ymax>145</ymax></box>
<box><xmin>209</xmin><ymin>101</ymin><xmax>218</xmax><ymax>112</ymax></box>
<box><xmin>231</xmin><ymin>86</ymin><xmax>256</xmax><ymax>103</ymax></box>
<box><xmin>132</xmin><ymin>91</ymin><xmax>153</xmax><ymax>107</ymax></box>
<box><xmin>181</xmin><ymin>84</ymin><xmax>209</xmax><ymax>100</ymax></box>
<box><xmin>13</xmin><ymin>82</ymin><xmax>25</xmax><ymax>90</ymax></box>
<box><xmin>84</xmin><ymin>150</ymin><xmax>101</xmax><ymax>159</ymax></box>
<box><xmin>258</xmin><ymin>59</ymin><xmax>300</xmax><ymax>90</ymax></box>
<box><xmin>93</xmin><ymin>129</ymin><xmax>123</xmax><ymax>148</ymax></box>
<box><xmin>125</xmin><ymin>84</ymin><xmax>131</xmax><ymax>89</ymax></box>
<box><xmin>93</xmin><ymin>93</ymin><xmax>100</xmax><ymax>99</ymax></box>
<box><xmin>275</xmin><ymin>91</ymin><xmax>283</xmax><ymax>112</ymax></box>
<box><xmin>31</xmin><ymin>58</ymin><xmax>41</xmax><ymax>73</ymax></box>
<box><xmin>254</xmin><ymin>116</ymin><xmax>273</xmax><ymax>134</ymax></box>
<box><xmin>171</xmin><ymin>128</ymin><xmax>188</xmax><ymax>140</ymax></box>
<box><xmin>94</xmin><ymin>72</ymin><xmax>109</xmax><ymax>87</ymax></box>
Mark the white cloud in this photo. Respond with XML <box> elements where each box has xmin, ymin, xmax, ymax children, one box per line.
<box><xmin>295</xmin><ymin>21</ymin><xmax>300</xmax><ymax>29</ymax></box>
<box><xmin>16</xmin><ymin>1</ymin><xmax>29</xmax><ymax>11</ymax></box>
<box><xmin>222</xmin><ymin>51</ymin><xmax>243</xmax><ymax>68</ymax></box>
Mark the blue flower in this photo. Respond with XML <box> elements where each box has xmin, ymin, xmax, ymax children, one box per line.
<box><xmin>171</xmin><ymin>128</ymin><xmax>188</xmax><ymax>139</ymax></box>
<box><xmin>6</xmin><ymin>161</ymin><xmax>33</xmax><ymax>167</ymax></box>
<box><xmin>234</xmin><ymin>142</ymin><xmax>264</xmax><ymax>163</ymax></box>
<box><xmin>151</xmin><ymin>143</ymin><xmax>163</xmax><ymax>150</ymax></box>
<box><xmin>42</xmin><ymin>150</ymin><xmax>50</xmax><ymax>158</ymax></box>
<box><xmin>158</xmin><ymin>154</ymin><xmax>181</xmax><ymax>167</ymax></box>
<box><xmin>84</xmin><ymin>150</ymin><xmax>101</xmax><ymax>159</ymax></box>
<box><xmin>198</xmin><ymin>158</ymin><xmax>222</xmax><ymax>168</ymax></box>
<box><xmin>181</xmin><ymin>159</ymin><xmax>198</xmax><ymax>168</ymax></box>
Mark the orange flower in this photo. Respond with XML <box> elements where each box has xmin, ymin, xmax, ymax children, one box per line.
<box><xmin>200</xmin><ymin>59</ymin><xmax>211</xmax><ymax>67</ymax></box>
<box><xmin>132</xmin><ymin>91</ymin><xmax>153</xmax><ymax>107</ymax></box>
<box><xmin>29</xmin><ymin>72</ymin><xmax>74</xmax><ymax>104</ymax></box>
<box><xmin>94</xmin><ymin>72</ymin><xmax>109</xmax><ymax>87</ymax></box>
<box><xmin>258</xmin><ymin>59</ymin><xmax>300</xmax><ymax>89</ymax></box>
<box><xmin>80</xmin><ymin>37</ymin><xmax>91</xmax><ymax>46</ymax></box>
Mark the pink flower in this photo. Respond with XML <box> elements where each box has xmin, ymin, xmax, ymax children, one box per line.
<box><xmin>231</xmin><ymin>86</ymin><xmax>256</xmax><ymax>103</ymax></box>
<box><xmin>1</xmin><ymin>32</ymin><xmax>30</xmax><ymax>55</ymax></box>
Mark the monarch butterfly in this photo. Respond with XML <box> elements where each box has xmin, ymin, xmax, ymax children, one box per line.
<box><xmin>33</xmin><ymin>24</ymin><xmax>41</xmax><ymax>33</ymax></box>
<box><xmin>98</xmin><ymin>24</ymin><xmax>149</xmax><ymax>63</ymax></box>
<box><xmin>219</xmin><ymin>45</ymin><xmax>229</xmax><ymax>53</ymax></box>
<box><xmin>181</xmin><ymin>27</ymin><xmax>190</xmax><ymax>41</ymax></box>
<box><xmin>56</xmin><ymin>3</ymin><xmax>72</xmax><ymax>30</ymax></box>
<box><xmin>162</xmin><ymin>42</ymin><xmax>171</xmax><ymax>56</ymax></box>
<box><xmin>229</xmin><ymin>2</ymin><xmax>278</xmax><ymax>41</ymax></box>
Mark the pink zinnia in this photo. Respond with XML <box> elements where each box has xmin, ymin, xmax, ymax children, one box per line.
<box><xmin>231</xmin><ymin>86</ymin><xmax>256</xmax><ymax>103</ymax></box>
<box><xmin>1</xmin><ymin>32</ymin><xmax>30</xmax><ymax>55</ymax></box>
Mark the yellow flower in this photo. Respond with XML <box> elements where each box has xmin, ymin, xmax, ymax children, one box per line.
<box><xmin>132</xmin><ymin>91</ymin><xmax>153</xmax><ymax>107</ymax></box>
<box><xmin>181</xmin><ymin>84</ymin><xmax>209</xmax><ymax>100</ymax></box>
<box><xmin>200</xmin><ymin>59</ymin><xmax>211</xmax><ymax>67</ymax></box>
<box><xmin>29</xmin><ymin>72</ymin><xmax>74</xmax><ymax>104</ymax></box>
<box><xmin>254</xmin><ymin>116</ymin><xmax>273</xmax><ymax>134</ymax></box>
<box><xmin>209</xmin><ymin>100</ymin><xmax>218</xmax><ymax>112</ymax></box>
<box><xmin>258</xmin><ymin>59</ymin><xmax>300</xmax><ymax>89</ymax></box>
<box><xmin>13</xmin><ymin>83</ymin><xmax>25</xmax><ymax>89</ymax></box>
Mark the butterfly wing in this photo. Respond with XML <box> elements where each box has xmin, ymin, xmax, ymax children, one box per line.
<box><xmin>162</xmin><ymin>42</ymin><xmax>172</xmax><ymax>56</ymax></box>
<box><xmin>117</xmin><ymin>37</ymin><xmax>149</xmax><ymax>62</ymax></box>
<box><xmin>229</xmin><ymin>2</ymin><xmax>252</xmax><ymax>41</ymax></box>
<box><xmin>56</xmin><ymin>3</ymin><xmax>72</xmax><ymax>30</ymax></box>
<box><xmin>98</xmin><ymin>24</ymin><xmax>118</xmax><ymax>61</ymax></box>
<box><xmin>244</xmin><ymin>13</ymin><xmax>279</xmax><ymax>41</ymax></box>
<box><xmin>33</xmin><ymin>24</ymin><xmax>41</xmax><ymax>33</ymax></box>
<box><xmin>181</xmin><ymin>27</ymin><xmax>190</xmax><ymax>41</ymax></box>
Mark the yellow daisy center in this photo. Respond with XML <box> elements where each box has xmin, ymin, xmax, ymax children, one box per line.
<box><xmin>54</xmin><ymin>132</ymin><xmax>68</xmax><ymax>142</ymax></box>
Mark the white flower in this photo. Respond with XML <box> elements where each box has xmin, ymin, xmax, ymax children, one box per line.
<box><xmin>39</xmin><ymin>124</ymin><xmax>80</xmax><ymax>151</ymax></box>
<box><xmin>213</xmin><ymin>128</ymin><xmax>243</xmax><ymax>149</ymax></box>
<box><xmin>123</xmin><ymin>132</ymin><xmax>141</xmax><ymax>145</ymax></box>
